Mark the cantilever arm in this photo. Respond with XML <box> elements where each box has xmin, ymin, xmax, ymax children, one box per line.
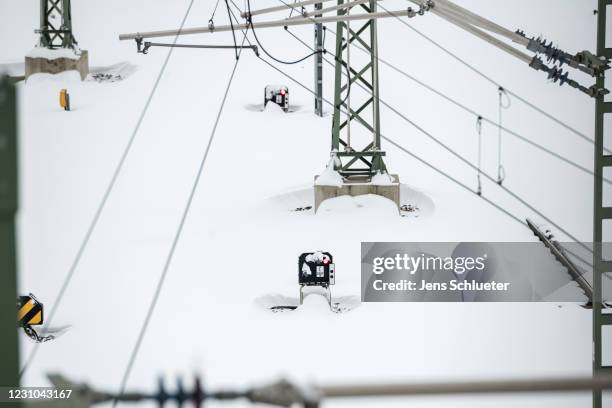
<box><xmin>409</xmin><ymin>0</ymin><xmax>609</xmax><ymax>78</ymax></box>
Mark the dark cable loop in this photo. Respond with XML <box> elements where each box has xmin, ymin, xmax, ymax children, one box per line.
<box><xmin>246</xmin><ymin>0</ymin><xmax>321</xmax><ymax>65</ymax></box>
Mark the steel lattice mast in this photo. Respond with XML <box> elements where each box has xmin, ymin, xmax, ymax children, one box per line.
<box><xmin>593</xmin><ymin>2</ymin><xmax>612</xmax><ymax>408</ymax></box>
<box><xmin>0</xmin><ymin>76</ymin><xmax>20</xmax><ymax>408</ymax></box>
<box><xmin>330</xmin><ymin>0</ymin><xmax>386</xmax><ymax>177</ymax></box>
<box><xmin>38</xmin><ymin>0</ymin><xmax>77</xmax><ymax>49</ymax></box>
<box><xmin>314</xmin><ymin>2</ymin><xmax>324</xmax><ymax>117</ymax></box>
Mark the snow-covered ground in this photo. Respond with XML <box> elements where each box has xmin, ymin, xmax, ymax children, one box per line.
<box><xmin>1</xmin><ymin>0</ymin><xmax>608</xmax><ymax>406</ymax></box>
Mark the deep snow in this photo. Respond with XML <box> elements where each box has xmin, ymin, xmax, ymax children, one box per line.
<box><xmin>0</xmin><ymin>0</ymin><xmax>608</xmax><ymax>407</ymax></box>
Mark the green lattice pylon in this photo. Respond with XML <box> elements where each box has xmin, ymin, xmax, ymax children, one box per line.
<box><xmin>330</xmin><ymin>0</ymin><xmax>386</xmax><ymax>178</ymax></box>
<box><xmin>593</xmin><ymin>2</ymin><xmax>612</xmax><ymax>408</ymax></box>
<box><xmin>0</xmin><ymin>76</ymin><xmax>20</xmax><ymax>407</ymax></box>
<box><xmin>38</xmin><ymin>0</ymin><xmax>78</xmax><ymax>49</ymax></box>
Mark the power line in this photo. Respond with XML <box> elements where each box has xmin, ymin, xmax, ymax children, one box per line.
<box><xmin>379</xmin><ymin>3</ymin><xmax>607</xmax><ymax>153</ymax></box>
<box><xmin>274</xmin><ymin>1</ymin><xmax>608</xmax><ymax>185</ymax></box>
<box><xmin>280</xmin><ymin>22</ymin><xmax>591</xmax><ymax>250</ymax></box>
<box><xmin>237</xmin><ymin>0</ymin><xmax>596</xmax><ymax>258</ymax></box>
<box><xmin>321</xmin><ymin>19</ymin><xmax>610</xmax><ymax>185</ymax></box>
<box><xmin>209</xmin><ymin>0</ymin><xmax>222</xmax><ymax>23</ymax></box>
<box><xmin>259</xmin><ymin>0</ymin><xmax>598</xmax><ymax>152</ymax></box>
<box><xmin>224</xmin><ymin>0</ymin><xmax>530</xmax><ymax>231</ymax></box>
<box><xmin>19</xmin><ymin>0</ymin><xmax>199</xmax><ymax>378</ymax></box>
<box><xmin>113</xmin><ymin>28</ymin><xmax>250</xmax><ymax>407</ymax></box>
<box><xmin>255</xmin><ymin>49</ymin><xmax>527</xmax><ymax>228</ymax></box>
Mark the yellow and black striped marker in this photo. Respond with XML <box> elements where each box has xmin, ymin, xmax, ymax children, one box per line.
<box><xmin>17</xmin><ymin>295</ymin><xmax>44</xmax><ymax>327</ymax></box>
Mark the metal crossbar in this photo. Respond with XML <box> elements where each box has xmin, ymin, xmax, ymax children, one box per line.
<box><xmin>38</xmin><ymin>0</ymin><xmax>77</xmax><ymax>49</ymax></box>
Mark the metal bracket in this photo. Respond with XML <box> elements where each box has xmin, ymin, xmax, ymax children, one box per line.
<box><xmin>133</xmin><ymin>37</ymin><xmax>259</xmax><ymax>56</ymax></box>
<box><xmin>299</xmin><ymin>285</ymin><xmax>332</xmax><ymax>308</ymax></box>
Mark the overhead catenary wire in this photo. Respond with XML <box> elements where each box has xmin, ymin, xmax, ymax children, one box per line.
<box><xmin>263</xmin><ymin>0</ymin><xmax>608</xmax><ymax>184</ymax></box>
<box><xmin>378</xmin><ymin>2</ymin><xmax>609</xmax><ymax>154</ymax></box>
<box><xmin>209</xmin><ymin>0</ymin><xmax>222</xmax><ymax>24</ymax></box>
<box><xmin>113</xmin><ymin>26</ymin><xmax>250</xmax><ymax>408</ymax></box>
<box><xmin>255</xmin><ymin>48</ymin><xmax>528</xmax><ymax>229</ymax></box>
<box><xmin>281</xmin><ymin>20</ymin><xmax>592</xmax><ymax>250</ymax></box>
<box><xmin>18</xmin><ymin>0</ymin><xmax>199</xmax><ymax>378</ymax></box>
<box><xmin>236</xmin><ymin>0</ymin><xmax>597</xmax><ymax>256</ymax></box>
<box><xmin>316</xmin><ymin>17</ymin><xmax>612</xmax><ymax>186</ymax></box>
<box><xmin>221</xmin><ymin>0</ymin><xmax>533</xmax><ymax>233</ymax></box>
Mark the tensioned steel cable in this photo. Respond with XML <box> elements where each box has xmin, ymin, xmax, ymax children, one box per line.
<box><xmin>221</xmin><ymin>0</ymin><xmax>530</xmax><ymax>230</ymax></box>
<box><xmin>379</xmin><ymin>3</ymin><xmax>608</xmax><ymax>154</ymax></box>
<box><xmin>112</xmin><ymin>25</ymin><xmax>249</xmax><ymax>408</ymax></box>
<box><xmin>19</xmin><ymin>0</ymin><xmax>198</xmax><ymax>378</ymax></box>
<box><xmin>281</xmin><ymin>24</ymin><xmax>592</xmax><ymax>250</ymax></box>
<box><xmin>209</xmin><ymin>0</ymin><xmax>222</xmax><ymax>22</ymax></box>
<box><xmin>274</xmin><ymin>1</ymin><xmax>610</xmax><ymax>185</ymax></box>
<box><xmin>254</xmin><ymin>50</ymin><xmax>528</xmax><ymax>228</ymax></box>
<box><xmin>324</xmin><ymin>23</ymin><xmax>610</xmax><ymax>184</ymax></box>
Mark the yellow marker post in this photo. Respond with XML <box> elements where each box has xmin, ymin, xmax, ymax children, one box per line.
<box><xmin>59</xmin><ymin>89</ymin><xmax>70</xmax><ymax>111</ymax></box>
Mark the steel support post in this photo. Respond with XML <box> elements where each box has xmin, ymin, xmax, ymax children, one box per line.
<box><xmin>0</xmin><ymin>76</ymin><xmax>21</xmax><ymax>407</ymax></box>
<box><xmin>38</xmin><ymin>0</ymin><xmax>77</xmax><ymax>49</ymax></box>
<box><xmin>594</xmin><ymin>2</ymin><xmax>612</xmax><ymax>407</ymax></box>
<box><xmin>314</xmin><ymin>2</ymin><xmax>324</xmax><ymax>116</ymax></box>
<box><xmin>330</xmin><ymin>0</ymin><xmax>386</xmax><ymax>177</ymax></box>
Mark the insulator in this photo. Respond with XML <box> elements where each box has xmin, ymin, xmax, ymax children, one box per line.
<box><xmin>547</xmin><ymin>67</ymin><xmax>569</xmax><ymax>86</ymax></box>
<box><xmin>176</xmin><ymin>376</ymin><xmax>186</xmax><ymax>407</ymax></box>
<box><xmin>193</xmin><ymin>375</ymin><xmax>205</xmax><ymax>408</ymax></box>
<box><xmin>156</xmin><ymin>377</ymin><xmax>168</xmax><ymax>407</ymax></box>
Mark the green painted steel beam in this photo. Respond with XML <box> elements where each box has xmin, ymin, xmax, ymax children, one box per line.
<box><xmin>38</xmin><ymin>0</ymin><xmax>77</xmax><ymax>49</ymax></box>
<box><xmin>594</xmin><ymin>2</ymin><xmax>607</xmax><ymax>407</ymax></box>
<box><xmin>0</xmin><ymin>76</ymin><xmax>21</xmax><ymax>407</ymax></box>
<box><xmin>331</xmin><ymin>0</ymin><xmax>386</xmax><ymax>177</ymax></box>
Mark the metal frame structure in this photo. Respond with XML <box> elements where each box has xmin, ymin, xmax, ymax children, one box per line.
<box><xmin>331</xmin><ymin>0</ymin><xmax>386</xmax><ymax>176</ymax></box>
<box><xmin>314</xmin><ymin>2</ymin><xmax>324</xmax><ymax>117</ymax></box>
<box><xmin>594</xmin><ymin>2</ymin><xmax>612</xmax><ymax>407</ymax></box>
<box><xmin>38</xmin><ymin>0</ymin><xmax>77</xmax><ymax>49</ymax></box>
<box><xmin>0</xmin><ymin>76</ymin><xmax>20</xmax><ymax>407</ymax></box>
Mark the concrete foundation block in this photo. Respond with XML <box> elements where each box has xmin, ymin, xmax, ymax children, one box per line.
<box><xmin>314</xmin><ymin>174</ymin><xmax>400</xmax><ymax>212</ymax></box>
<box><xmin>25</xmin><ymin>50</ymin><xmax>89</xmax><ymax>80</ymax></box>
